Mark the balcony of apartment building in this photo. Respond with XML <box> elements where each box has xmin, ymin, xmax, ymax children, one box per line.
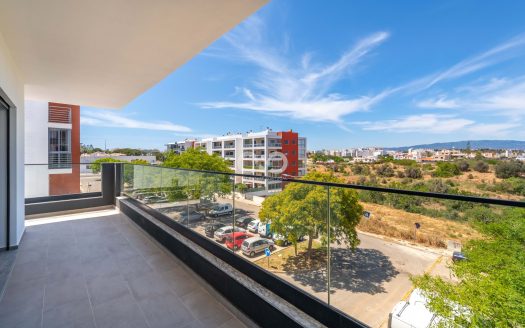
<box><xmin>212</xmin><ymin>142</ymin><xmax>223</xmax><ymax>150</ymax></box>
<box><xmin>253</xmin><ymin>138</ymin><xmax>265</xmax><ymax>148</ymax></box>
<box><xmin>242</xmin><ymin>139</ymin><xmax>254</xmax><ymax>148</ymax></box>
<box><xmin>243</xmin><ymin>151</ymin><xmax>253</xmax><ymax>159</ymax></box>
<box><xmin>223</xmin><ymin>141</ymin><xmax>236</xmax><ymax>149</ymax></box>
<box><xmin>223</xmin><ymin>150</ymin><xmax>236</xmax><ymax>160</ymax></box>
<box><xmin>267</xmin><ymin>138</ymin><xmax>282</xmax><ymax>148</ymax></box>
<box><xmin>253</xmin><ymin>150</ymin><xmax>266</xmax><ymax>160</ymax></box>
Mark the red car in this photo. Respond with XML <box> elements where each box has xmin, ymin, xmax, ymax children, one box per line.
<box><xmin>224</xmin><ymin>232</ymin><xmax>251</xmax><ymax>251</ymax></box>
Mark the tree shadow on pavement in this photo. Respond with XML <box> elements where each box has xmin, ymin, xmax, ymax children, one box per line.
<box><xmin>283</xmin><ymin>248</ymin><xmax>399</xmax><ymax>294</ymax></box>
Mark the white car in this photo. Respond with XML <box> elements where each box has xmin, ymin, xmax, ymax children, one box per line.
<box><xmin>214</xmin><ymin>225</ymin><xmax>245</xmax><ymax>243</ymax></box>
<box><xmin>247</xmin><ymin>220</ymin><xmax>260</xmax><ymax>233</ymax></box>
<box><xmin>209</xmin><ymin>203</ymin><xmax>233</xmax><ymax>217</ymax></box>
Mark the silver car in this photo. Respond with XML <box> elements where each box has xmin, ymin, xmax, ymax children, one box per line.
<box><xmin>241</xmin><ymin>236</ymin><xmax>274</xmax><ymax>257</ymax></box>
<box><xmin>214</xmin><ymin>225</ymin><xmax>245</xmax><ymax>243</ymax></box>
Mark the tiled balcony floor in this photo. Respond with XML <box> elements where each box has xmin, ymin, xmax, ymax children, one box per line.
<box><xmin>0</xmin><ymin>209</ymin><xmax>251</xmax><ymax>328</ymax></box>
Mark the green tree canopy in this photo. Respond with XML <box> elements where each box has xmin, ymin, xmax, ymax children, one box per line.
<box><xmin>495</xmin><ymin>160</ymin><xmax>523</xmax><ymax>179</ymax></box>
<box><xmin>413</xmin><ymin>207</ymin><xmax>525</xmax><ymax>326</ymax></box>
<box><xmin>161</xmin><ymin>148</ymin><xmax>233</xmax><ymax>203</ymax></box>
<box><xmin>433</xmin><ymin>162</ymin><xmax>461</xmax><ymax>177</ymax></box>
<box><xmin>259</xmin><ymin>172</ymin><xmax>363</xmax><ymax>258</ymax></box>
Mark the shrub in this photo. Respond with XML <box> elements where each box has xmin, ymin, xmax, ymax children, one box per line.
<box><xmin>396</xmin><ymin>170</ymin><xmax>405</xmax><ymax>178</ymax></box>
<box><xmin>457</xmin><ymin>161</ymin><xmax>470</xmax><ymax>172</ymax></box>
<box><xmin>468</xmin><ymin>173</ymin><xmax>474</xmax><ymax>179</ymax></box>
<box><xmin>473</xmin><ymin>161</ymin><xmax>489</xmax><ymax>173</ymax></box>
<box><xmin>433</xmin><ymin>162</ymin><xmax>460</xmax><ymax>177</ymax></box>
<box><xmin>495</xmin><ymin>160</ymin><xmax>523</xmax><ymax>179</ymax></box>
<box><xmin>405</xmin><ymin>167</ymin><xmax>423</xmax><ymax>179</ymax></box>
<box><xmin>376</xmin><ymin>164</ymin><xmax>395</xmax><ymax>177</ymax></box>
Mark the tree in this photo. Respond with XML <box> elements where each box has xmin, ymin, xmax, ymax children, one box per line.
<box><xmin>162</xmin><ymin>148</ymin><xmax>233</xmax><ymax>203</ymax></box>
<box><xmin>412</xmin><ymin>208</ymin><xmax>525</xmax><ymax>326</ymax></box>
<box><xmin>259</xmin><ymin>172</ymin><xmax>363</xmax><ymax>259</ymax></box>
<box><xmin>405</xmin><ymin>167</ymin><xmax>423</xmax><ymax>179</ymax></box>
<box><xmin>474</xmin><ymin>161</ymin><xmax>489</xmax><ymax>173</ymax></box>
<box><xmin>495</xmin><ymin>160</ymin><xmax>523</xmax><ymax>179</ymax></box>
<box><xmin>235</xmin><ymin>183</ymin><xmax>248</xmax><ymax>194</ymax></box>
<box><xmin>376</xmin><ymin>163</ymin><xmax>395</xmax><ymax>177</ymax></box>
<box><xmin>433</xmin><ymin>162</ymin><xmax>460</xmax><ymax>177</ymax></box>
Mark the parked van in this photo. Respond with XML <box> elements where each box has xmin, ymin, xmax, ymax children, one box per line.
<box><xmin>389</xmin><ymin>289</ymin><xmax>442</xmax><ymax>328</ymax></box>
<box><xmin>247</xmin><ymin>220</ymin><xmax>260</xmax><ymax>233</ymax></box>
<box><xmin>258</xmin><ymin>221</ymin><xmax>272</xmax><ymax>238</ymax></box>
<box><xmin>209</xmin><ymin>203</ymin><xmax>233</xmax><ymax>217</ymax></box>
<box><xmin>241</xmin><ymin>237</ymin><xmax>274</xmax><ymax>257</ymax></box>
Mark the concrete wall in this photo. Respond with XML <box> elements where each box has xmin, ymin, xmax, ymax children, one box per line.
<box><xmin>0</xmin><ymin>31</ymin><xmax>25</xmax><ymax>247</ymax></box>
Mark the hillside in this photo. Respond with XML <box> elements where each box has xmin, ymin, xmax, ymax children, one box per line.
<box><xmin>387</xmin><ymin>140</ymin><xmax>525</xmax><ymax>151</ymax></box>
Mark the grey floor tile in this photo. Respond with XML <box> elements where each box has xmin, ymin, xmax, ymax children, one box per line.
<box><xmin>181</xmin><ymin>289</ymin><xmax>233</xmax><ymax>327</ymax></box>
<box><xmin>45</xmin><ymin>256</ymin><xmax>86</xmax><ymax>284</ymax></box>
<box><xmin>0</xmin><ymin>302</ymin><xmax>42</xmax><ymax>328</ymax></box>
<box><xmin>218</xmin><ymin>317</ymin><xmax>248</xmax><ymax>328</ymax></box>
<box><xmin>127</xmin><ymin>271</ymin><xmax>170</xmax><ymax>301</ymax></box>
<box><xmin>158</xmin><ymin>268</ymin><xmax>198</xmax><ymax>297</ymax></box>
<box><xmin>138</xmin><ymin>293</ymin><xmax>195</xmax><ymax>328</ymax></box>
<box><xmin>43</xmin><ymin>297</ymin><xmax>95</xmax><ymax>328</ymax></box>
<box><xmin>86</xmin><ymin>274</ymin><xmax>131</xmax><ymax>306</ymax></box>
<box><xmin>0</xmin><ymin>276</ymin><xmax>45</xmax><ymax>315</ymax></box>
<box><xmin>116</xmin><ymin>256</ymin><xmax>154</xmax><ymax>280</ymax></box>
<box><xmin>8</xmin><ymin>259</ymin><xmax>47</xmax><ymax>284</ymax></box>
<box><xmin>147</xmin><ymin>252</ymin><xmax>179</xmax><ymax>273</ymax></box>
<box><xmin>82</xmin><ymin>256</ymin><xmax>121</xmax><ymax>282</ymax></box>
<box><xmin>44</xmin><ymin>276</ymin><xmax>89</xmax><ymax>310</ymax></box>
<box><xmin>93</xmin><ymin>294</ymin><xmax>148</xmax><ymax>328</ymax></box>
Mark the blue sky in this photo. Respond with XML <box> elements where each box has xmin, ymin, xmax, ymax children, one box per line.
<box><xmin>81</xmin><ymin>0</ymin><xmax>525</xmax><ymax>151</ymax></box>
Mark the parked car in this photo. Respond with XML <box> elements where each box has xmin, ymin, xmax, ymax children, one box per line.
<box><xmin>209</xmin><ymin>203</ymin><xmax>233</xmax><ymax>217</ymax></box>
<box><xmin>214</xmin><ymin>226</ymin><xmax>246</xmax><ymax>243</ymax></box>
<box><xmin>235</xmin><ymin>216</ymin><xmax>253</xmax><ymax>229</ymax></box>
<box><xmin>273</xmin><ymin>233</ymin><xmax>304</xmax><ymax>246</ymax></box>
<box><xmin>247</xmin><ymin>220</ymin><xmax>260</xmax><ymax>233</ymax></box>
<box><xmin>204</xmin><ymin>222</ymin><xmax>225</xmax><ymax>238</ymax></box>
<box><xmin>241</xmin><ymin>237</ymin><xmax>275</xmax><ymax>257</ymax></box>
<box><xmin>178</xmin><ymin>211</ymin><xmax>205</xmax><ymax>224</ymax></box>
<box><xmin>452</xmin><ymin>251</ymin><xmax>467</xmax><ymax>262</ymax></box>
<box><xmin>258</xmin><ymin>221</ymin><xmax>273</xmax><ymax>238</ymax></box>
<box><xmin>224</xmin><ymin>232</ymin><xmax>251</xmax><ymax>251</ymax></box>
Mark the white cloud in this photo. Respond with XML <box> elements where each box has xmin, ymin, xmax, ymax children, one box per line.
<box><xmin>403</xmin><ymin>33</ymin><xmax>525</xmax><ymax>93</ymax></box>
<box><xmin>467</xmin><ymin>122</ymin><xmax>520</xmax><ymax>136</ymax></box>
<box><xmin>357</xmin><ymin>114</ymin><xmax>474</xmax><ymax>134</ymax></box>
<box><xmin>200</xmin><ymin>16</ymin><xmax>390</xmax><ymax>123</ymax></box>
<box><xmin>81</xmin><ymin>111</ymin><xmax>192</xmax><ymax>133</ymax></box>
<box><xmin>416</xmin><ymin>96</ymin><xmax>459</xmax><ymax>109</ymax></box>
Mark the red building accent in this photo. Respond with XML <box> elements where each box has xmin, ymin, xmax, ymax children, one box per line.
<box><xmin>49</xmin><ymin>102</ymin><xmax>80</xmax><ymax>195</ymax></box>
<box><xmin>277</xmin><ymin>130</ymin><xmax>299</xmax><ymax>177</ymax></box>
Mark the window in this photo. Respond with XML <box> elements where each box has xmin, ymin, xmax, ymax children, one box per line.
<box><xmin>284</xmin><ymin>140</ymin><xmax>289</xmax><ymax>144</ymax></box>
<box><xmin>48</xmin><ymin>128</ymin><xmax>71</xmax><ymax>169</ymax></box>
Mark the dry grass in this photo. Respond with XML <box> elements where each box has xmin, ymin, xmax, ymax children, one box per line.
<box><xmin>358</xmin><ymin>202</ymin><xmax>482</xmax><ymax>248</ymax></box>
<box><xmin>254</xmin><ymin>240</ymin><xmax>325</xmax><ymax>271</ymax></box>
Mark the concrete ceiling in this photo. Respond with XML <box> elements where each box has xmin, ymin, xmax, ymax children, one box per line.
<box><xmin>0</xmin><ymin>0</ymin><xmax>267</xmax><ymax>108</ymax></box>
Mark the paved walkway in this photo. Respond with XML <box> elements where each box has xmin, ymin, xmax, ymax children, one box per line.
<box><xmin>0</xmin><ymin>209</ymin><xmax>251</xmax><ymax>328</ymax></box>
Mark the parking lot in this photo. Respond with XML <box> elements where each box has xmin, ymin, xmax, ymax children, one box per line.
<box><xmin>146</xmin><ymin>196</ymin><xmax>447</xmax><ymax>328</ymax></box>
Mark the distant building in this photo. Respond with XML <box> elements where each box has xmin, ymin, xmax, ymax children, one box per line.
<box><xmin>166</xmin><ymin>139</ymin><xmax>196</xmax><ymax>154</ymax></box>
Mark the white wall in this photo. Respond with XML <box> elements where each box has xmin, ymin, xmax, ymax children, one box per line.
<box><xmin>0</xmin><ymin>30</ymin><xmax>25</xmax><ymax>247</ymax></box>
<box><xmin>24</xmin><ymin>100</ymin><xmax>49</xmax><ymax>198</ymax></box>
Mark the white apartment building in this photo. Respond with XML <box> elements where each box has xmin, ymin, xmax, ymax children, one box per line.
<box><xmin>192</xmin><ymin>129</ymin><xmax>307</xmax><ymax>192</ymax></box>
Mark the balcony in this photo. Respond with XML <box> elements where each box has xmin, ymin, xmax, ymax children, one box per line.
<box><xmin>0</xmin><ymin>209</ymin><xmax>247</xmax><ymax>328</ymax></box>
<box><xmin>2</xmin><ymin>163</ymin><xmax>523</xmax><ymax>328</ymax></box>
<box><xmin>253</xmin><ymin>143</ymin><xmax>265</xmax><ymax>148</ymax></box>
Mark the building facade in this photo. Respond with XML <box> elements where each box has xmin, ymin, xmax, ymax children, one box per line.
<box><xmin>174</xmin><ymin>129</ymin><xmax>307</xmax><ymax>191</ymax></box>
<box><xmin>25</xmin><ymin>100</ymin><xmax>80</xmax><ymax>197</ymax></box>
